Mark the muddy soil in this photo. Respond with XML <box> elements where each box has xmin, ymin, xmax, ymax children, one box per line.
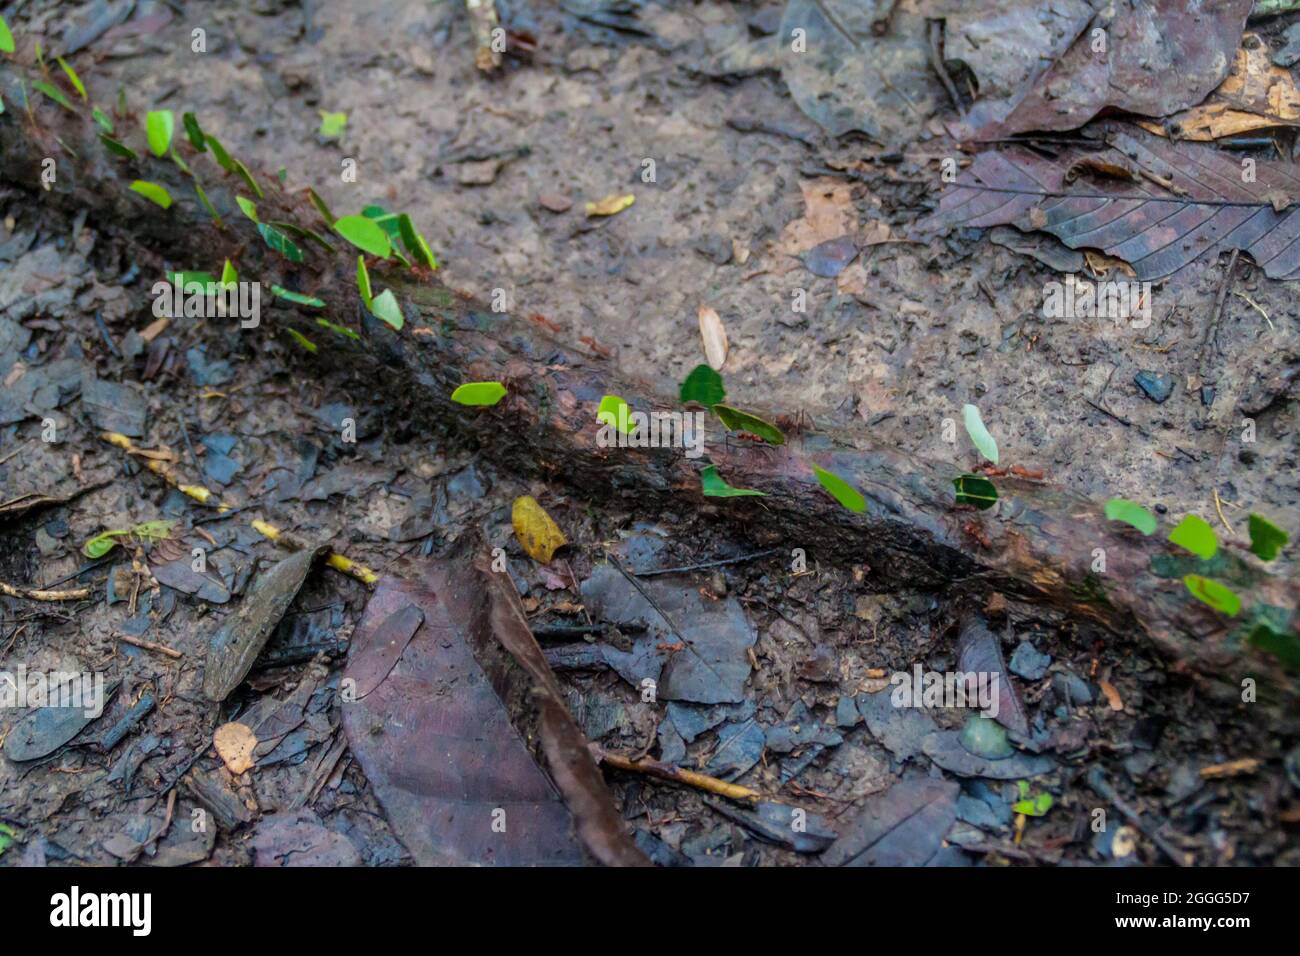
<box><xmin>1</xmin><ymin>0</ymin><xmax>1298</xmax><ymax>866</ymax></box>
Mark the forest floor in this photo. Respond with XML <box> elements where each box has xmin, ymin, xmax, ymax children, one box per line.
<box><xmin>1</xmin><ymin>0</ymin><xmax>1297</xmax><ymax>867</ymax></box>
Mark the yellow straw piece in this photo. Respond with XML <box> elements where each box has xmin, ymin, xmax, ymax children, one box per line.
<box><xmin>100</xmin><ymin>432</ymin><xmax>230</xmax><ymax>512</ymax></box>
<box><xmin>251</xmin><ymin>519</ymin><xmax>379</xmax><ymax>586</ymax></box>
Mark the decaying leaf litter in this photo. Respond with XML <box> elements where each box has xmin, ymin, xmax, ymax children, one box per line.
<box><xmin>1</xmin><ymin>0</ymin><xmax>1298</xmax><ymax>867</ymax></box>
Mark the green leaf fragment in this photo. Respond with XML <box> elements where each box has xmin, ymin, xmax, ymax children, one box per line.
<box><xmin>57</xmin><ymin>57</ymin><xmax>87</xmax><ymax>100</ymax></box>
<box><xmin>713</xmin><ymin>404</ymin><xmax>785</xmax><ymax>445</ymax></box>
<box><xmin>129</xmin><ymin>180</ymin><xmax>172</xmax><ymax>209</ymax></box>
<box><xmin>1183</xmin><ymin>574</ymin><xmax>1240</xmax><ymax>617</ymax></box>
<box><xmin>32</xmin><ymin>79</ymin><xmax>74</xmax><ymax>111</ymax></box>
<box><xmin>368</xmin><ymin>289</ymin><xmax>404</xmax><ymax>330</ymax></box>
<box><xmin>232</xmin><ymin>159</ymin><xmax>262</xmax><ymax>199</ymax></box>
<box><xmin>235</xmin><ymin>196</ymin><xmax>259</xmax><ymax>222</ymax></box>
<box><xmin>182</xmin><ymin>112</ymin><xmax>206</xmax><ymax>151</ymax></box>
<box><xmin>145</xmin><ymin>110</ymin><xmax>174</xmax><ymax>157</ymax></box>
<box><xmin>679</xmin><ymin>364</ymin><xmax>725</xmax><ymax>408</ymax></box>
<box><xmin>1169</xmin><ymin>514</ymin><xmax>1218</xmax><ymax>560</ymax></box>
<box><xmin>257</xmin><ymin>223</ymin><xmax>304</xmax><ymax>262</ymax></box>
<box><xmin>194</xmin><ymin>181</ymin><xmax>222</xmax><ymax>225</ymax></box>
<box><xmin>271</xmin><ymin>285</ymin><xmax>326</xmax><ymax>308</ymax></box>
<box><xmin>285</xmin><ymin>328</ymin><xmax>318</xmax><ymax>353</ymax></box>
<box><xmin>700</xmin><ymin>465</ymin><xmax>765</xmax><ymax>498</ymax></box>
<box><xmin>92</xmin><ymin>107</ymin><xmax>113</xmax><ymax>132</ymax></box>
<box><xmin>307</xmin><ymin>188</ymin><xmax>335</xmax><ymax>226</ymax></box>
<box><xmin>221</xmin><ymin>259</ymin><xmax>237</xmax><ymax>286</ymax></box>
<box><xmin>397</xmin><ymin>213</ymin><xmax>438</xmax><ymax>269</ymax></box>
<box><xmin>206</xmin><ymin>134</ymin><xmax>235</xmax><ymax>172</ymax></box>
<box><xmin>953</xmin><ymin>473</ymin><xmax>998</xmax><ymax>510</ymax></box>
<box><xmin>1248</xmin><ymin>513</ymin><xmax>1288</xmax><ymax>561</ymax></box>
<box><xmin>0</xmin><ymin>15</ymin><xmax>14</xmax><ymax>54</ymax></box>
<box><xmin>317</xmin><ymin>318</ymin><xmax>360</xmax><ymax>341</ymax></box>
<box><xmin>597</xmin><ymin>395</ymin><xmax>634</xmax><ymax>434</ymax></box>
<box><xmin>334</xmin><ymin>214</ymin><xmax>392</xmax><ymax>258</ymax></box>
<box><xmin>83</xmin><ymin>529</ymin><xmax>129</xmax><ymax>558</ymax></box>
<box><xmin>356</xmin><ymin>256</ymin><xmax>373</xmax><ymax>308</ymax></box>
<box><xmin>451</xmin><ymin>382</ymin><xmax>508</xmax><ymax>406</ymax></box>
<box><xmin>99</xmin><ymin>133</ymin><xmax>138</xmax><ymax>160</ymax></box>
<box><xmin>1103</xmin><ymin>498</ymin><xmax>1156</xmax><ymax>535</ymax></box>
<box><xmin>814</xmin><ymin>465</ymin><xmax>867</xmax><ymax>513</ymax></box>
<box><xmin>962</xmin><ymin>403</ymin><xmax>999</xmax><ymax>465</ymax></box>
<box><xmin>318</xmin><ymin>110</ymin><xmax>347</xmax><ymax>139</ymax></box>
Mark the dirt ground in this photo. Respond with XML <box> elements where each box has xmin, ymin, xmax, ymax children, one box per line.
<box><xmin>1</xmin><ymin>0</ymin><xmax>1298</xmax><ymax>867</ymax></box>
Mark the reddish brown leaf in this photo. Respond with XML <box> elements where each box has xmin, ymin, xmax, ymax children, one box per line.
<box><xmin>342</xmin><ymin>554</ymin><xmax>648</xmax><ymax>866</ymax></box>
<box><xmin>955</xmin><ymin>0</ymin><xmax>1252</xmax><ymax>140</ymax></box>
<box><xmin>923</xmin><ymin>126</ymin><xmax>1300</xmax><ymax>280</ymax></box>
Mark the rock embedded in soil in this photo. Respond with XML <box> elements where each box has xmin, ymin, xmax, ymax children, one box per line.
<box><xmin>1134</xmin><ymin>370</ymin><xmax>1175</xmax><ymax>404</ymax></box>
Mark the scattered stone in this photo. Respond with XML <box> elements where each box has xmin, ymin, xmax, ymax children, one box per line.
<box><xmin>835</xmin><ymin>695</ymin><xmax>862</xmax><ymax>728</ymax></box>
<box><xmin>1009</xmin><ymin>640</ymin><xmax>1051</xmax><ymax>680</ymax></box>
<box><xmin>538</xmin><ymin>192</ymin><xmax>573</xmax><ymax>213</ymax></box>
<box><xmin>1134</xmin><ymin>369</ymin><xmax>1174</xmax><ymax>403</ymax></box>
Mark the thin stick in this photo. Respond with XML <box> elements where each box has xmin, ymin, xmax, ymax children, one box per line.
<box><xmin>599</xmin><ymin>750</ymin><xmax>762</xmax><ymax>803</ymax></box>
<box><xmin>634</xmin><ymin>548</ymin><xmax>780</xmax><ymax>578</ymax></box>
<box><xmin>1212</xmin><ymin>488</ymin><xmax>1235</xmax><ymax>536</ymax></box>
<box><xmin>0</xmin><ymin>581</ymin><xmax>91</xmax><ymax>601</ymax></box>
<box><xmin>117</xmin><ymin>634</ymin><xmax>182</xmax><ymax>659</ymax></box>
<box><xmin>1200</xmin><ymin>248</ymin><xmax>1240</xmax><ymax>375</ymax></box>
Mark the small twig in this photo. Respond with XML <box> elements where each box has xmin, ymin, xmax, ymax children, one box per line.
<box><xmin>598</xmin><ymin>750</ymin><xmax>762</xmax><ymax>804</ymax></box>
<box><xmin>117</xmin><ymin>634</ymin><xmax>182</xmax><ymax>659</ymax></box>
<box><xmin>634</xmin><ymin>548</ymin><xmax>779</xmax><ymax>578</ymax></box>
<box><xmin>0</xmin><ymin>581</ymin><xmax>91</xmax><ymax>601</ymax></box>
<box><xmin>1085</xmin><ymin>399</ymin><xmax>1131</xmax><ymax>428</ymax></box>
<box><xmin>1200</xmin><ymin>249</ymin><xmax>1240</xmax><ymax>375</ymax></box>
<box><xmin>926</xmin><ymin>19</ymin><xmax>962</xmax><ymax>113</ymax></box>
<box><xmin>1232</xmin><ymin>291</ymin><xmax>1274</xmax><ymax>330</ymax></box>
<box><xmin>1212</xmin><ymin>488</ymin><xmax>1235</xmax><ymax>536</ymax></box>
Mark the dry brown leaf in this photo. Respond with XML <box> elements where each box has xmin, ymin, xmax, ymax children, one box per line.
<box><xmin>584</xmin><ymin>193</ymin><xmax>635</xmax><ymax>217</ymax></box>
<box><xmin>697</xmin><ymin>305</ymin><xmax>728</xmax><ymax>370</ymax></box>
<box><xmin>512</xmin><ymin>495</ymin><xmax>567</xmax><ymax>564</ymax></box>
<box><xmin>213</xmin><ymin>722</ymin><xmax>257</xmax><ymax>775</ymax></box>
<box><xmin>774</xmin><ymin>177</ymin><xmax>855</xmax><ymax>272</ymax></box>
<box><xmin>1098</xmin><ymin>679</ymin><xmax>1124</xmax><ymax>712</ymax></box>
<box><xmin>1084</xmin><ymin>251</ymin><xmax>1137</xmax><ymax>279</ymax></box>
<box><xmin>1137</xmin><ymin>36</ymin><xmax>1300</xmax><ymax>141</ymax></box>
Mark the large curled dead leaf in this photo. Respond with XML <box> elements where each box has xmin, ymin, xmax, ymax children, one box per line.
<box><xmin>512</xmin><ymin>495</ymin><xmax>567</xmax><ymax>563</ymax></box>
<box><xmin>951</xmin><ymin>0</ymin><xmax>1254</xmax><ymax>140</ymax></box>
<box><xmin>203</xmin><ymin>546</ymin><xmax>325</xmax><ymax>701</ymax></box>
<box><xmin>1135</xmin><ymin>34</ymin><xmax>1300</xmax><ymax>141</ymax></box>
<box><xmin>940</xmin><ymin>0</ymin><xmax>1095</xmax><ymax>138</ymax></box>
<box><xmin>923</xmin><ymin>125</ymin><xmax>1300</xmax><ymax>280</ymax></box>
<box><xmin>778</xmin><ymin>0</ymin><xmax>941</xmax><ymax>146</ymax></box>
<box><xmin>341</xmin><ymin>557</ymin><xmax>648</xmax><ymax>866</ymax></box>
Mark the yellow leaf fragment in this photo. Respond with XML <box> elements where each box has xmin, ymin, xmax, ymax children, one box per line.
<box><xmin>512</xmin><ymin>495</ymin><xmax>567</xmax><ymax>563</ymax></box>
<box><xmin>213</xmin><ymin>722</ymin><xmax>257</xmax><ymax>775</ymax></box>
<box><xmin>585</xmin><ymin>193</ymin><xmax>635</xmax><ymax>217</ymax></box>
